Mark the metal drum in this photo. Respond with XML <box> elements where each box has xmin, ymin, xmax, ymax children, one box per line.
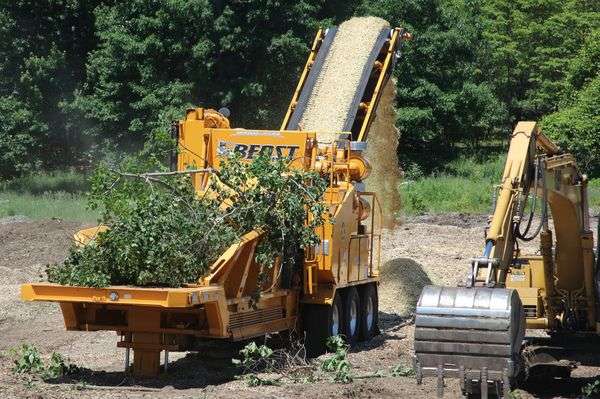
<box><xmin>414</xmin><ymin>285</ymin><xmax>525</xmax><ymax>397</ymax></box>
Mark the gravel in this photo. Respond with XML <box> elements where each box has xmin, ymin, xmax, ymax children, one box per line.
<box><xmin>3</xmin><ymin>216</ymin><xmax>597</xmax><ymax>398</ymax></box>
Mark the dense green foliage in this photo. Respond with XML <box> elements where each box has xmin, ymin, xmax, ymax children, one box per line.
<box><xmin>481</xmin><ymin>0</ymin><xmax>599</xmax><ymax>119</ymax></box>
<box><xmin>0</xmin><ymin>0</ymin><xmax>598</xmax><ymax>178</ymax></box>
<box><xmin>0</xmin><ymin>0</ymin><xmax>333</xmax><ymax>177</ymax></box>
<box><xmin>46</xmin><ymin>149</ymin><xmax>326</xmax><ymax>287</ymax></box>
<box><xmin>359</xmin><ymin>0</ymin><xmax>508</xmax><ymax>171</ymax></box>
<box><xmin>542</xmin><ymin>27</ymin><xmax>600</xmax><ymax>175</ymax></box>
<box><xmin>0</xmin><ymin>1</ymin><xmax>102</xmax><ymax>176</ymax></box>
<box><xmin>543</xmin><ymin>77</ymin><xmax>600</xmax><ymax>175</ymax></box>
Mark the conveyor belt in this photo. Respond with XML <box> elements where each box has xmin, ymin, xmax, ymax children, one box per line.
<box><xmin>282</xmin><ymin>18</ymin><xmax>405</xmax><ymax>143</ymax></box>
<box><xmin>286</xmin><ymin>27</ymin><xmax>338</xmax><ymax>131</ymax></box>
<box><xmin>342</xmin><ymin>28</ymin><xmax>390</xmax><ymax>133</ymax></box>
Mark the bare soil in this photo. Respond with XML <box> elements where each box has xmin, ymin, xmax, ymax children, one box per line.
<box><xmin>1</xmin><ymin>215</ymin><xmax>600</xmax><ymax>398</ymax></box>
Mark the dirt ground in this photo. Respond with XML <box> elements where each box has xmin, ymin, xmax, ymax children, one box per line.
<box><xmin>1</xmin><ymin>215</ymin><xmax>600</xmax><ymax>398</ymax></box>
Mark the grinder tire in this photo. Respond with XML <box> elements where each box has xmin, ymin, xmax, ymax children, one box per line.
<box><xmin>303</xmin><ymin>291</ymin><xmax>344</xmax><ymax>357</ymax></box>
<box><xmin>342</xmin><ymin>287</ymin><xmax>361</xmax><ymax>345</ymax></box>
<box><xmin>359</xmin><ymin>283</ymin><xmax>379</xmax><ymax>340</ymax></box>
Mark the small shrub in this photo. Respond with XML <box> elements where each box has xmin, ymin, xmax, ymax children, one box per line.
<box><xmin>390</xmin><ymin>364</ymin><xmax>415</xmax><ymax>377</ymax></box>
<box><xmin>45</xmin><ymin>352</ymin><xmax>78</xmax><ymax>379</ymax></box>
<box><xmin>321</xmin><ymin>336</ymin><xmax>352</xmax><ymax>383</ymax></box>
<box><xmin>11</xmin><ymin>344</ymin><xmax>77</xmax><ymax>380</ymax></box>
<box><xmin>582</xmin><ymin>378</ymin><xmax>600</xmax><ymax>398</ymax></box>
<box><xmin>12</xmin><ymin>344</ymin><xmax>45</xmax><ymax>375</ymax></box>
<box><xmin>232</xmin><ymin>341</ymin><xmax>275</xmax><ymax>373</ymax></box>
<box><xmin>233</xmin><ymin>337</ymin><xmax>316</xmax><ymax>386</ymax></box>
<box><xmin>233</xmin><ymin>342</ymin><xmax>282</xmax><ymax>387</ymax></box>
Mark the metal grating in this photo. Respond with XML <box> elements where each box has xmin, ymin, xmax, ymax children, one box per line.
<box><xmin>523</xmin><ymin>305</ymin><xmax>537</xmax><ymax>318</ymax></box>
<box><xmin>228</xmin><ymin>307</ymin><xmax>284</xmax><ymax>331</ymax></box>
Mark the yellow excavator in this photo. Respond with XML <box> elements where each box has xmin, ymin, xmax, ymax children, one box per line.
<box><xmin>414</xmin><ymin>121</ymin><xmax>598</xmax><ymax>397</ymax></box>
<box><xmin>21</xmin><ymin>22</ymin><xmax>410</xmax><ymax>377</ymax></box>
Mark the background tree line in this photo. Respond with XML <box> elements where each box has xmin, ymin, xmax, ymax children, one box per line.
<box><xmin>1</xmin><ymin>0</ymin><xmax>598</xmax><ymax>179</ymax></box>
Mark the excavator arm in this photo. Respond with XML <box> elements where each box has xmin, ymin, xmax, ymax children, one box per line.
<box><xmin>471</xmin><ymin>122</ymin><xmax>557</xmax><ymax>287</ymax></box>
<box><xmin>414</xmin><ymin>122</ymin><xmax>597</xmax><ymax>397</ymax></box>
<box><xmin>471</xmin><ymin>122</ymin><xmax>538</xmax><ymax>287</ymax></box>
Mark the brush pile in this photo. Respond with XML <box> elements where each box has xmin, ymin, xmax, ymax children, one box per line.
<box><xmin>46</xmin><ymin>141</ymin><xmax>326</xmax><ymax>288</ymax></box>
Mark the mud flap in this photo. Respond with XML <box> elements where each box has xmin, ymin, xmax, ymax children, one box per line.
<box><xmin>413</xmin><ymin>286</ymin><xmax>525</xmax><ymax>398</ymax></box>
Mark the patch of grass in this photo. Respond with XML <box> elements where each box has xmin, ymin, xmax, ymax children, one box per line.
<box><xmin>401</xmin><ymin>155</ymin><xmax>504</xmax><ymax>215</ymax></box>
<box><xmin>400</xmin><ymin>155</ymin><xmax>600</xmax><ymax>215</ymax></box>
<box><xmin>0</xmin><ymin>170</ymin><xmax>98</xmax><ymax>221</ymax></box>
<box><xmin>0</xmin><ymin>191</ymin><xmax>98</xmax><ymax>221</ymax></box>
<box><xmin>401</xmin><ymin>176</ymin><xmax>496</xmax><ymax>215</ymax></box>
<box><xmin>442</xmin><ymin>154</ymin><xmax>507</xmax><ymax>181</ymax></box>
<box><xmin>1</xmin><ymin>171</ymin><xmax>89</xmax><ymax>195</ymax></box>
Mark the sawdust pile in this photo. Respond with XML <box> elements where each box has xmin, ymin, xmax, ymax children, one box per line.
<box><xmin>299</xmin><ymin>16</ymin><xmax>390</xmax><ymax>142</ymax></box>
<box><xmin>375</xmin><ymin>217</ymin><xmax>557</xmax><ymax>317</ymax></box>
<box><xmin>376</xmin><ymin>221</ymin><xmax>485</xmax><ymax>317</ymax></box>
<box><xmin>364</xmin><ymin>80</ymin><xmax>402</xmax><ymax>228</ymax></box>
<box><xmin>378</xmin><ymin>257</ymin><xmax>433</xmax><ymax>317</ymax></box>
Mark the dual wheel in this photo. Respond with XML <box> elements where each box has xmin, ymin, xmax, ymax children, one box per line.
<box><xmin>304</xmin><ymin>283</ymin><xmax>378</xmax><ymax>356</ymax></box>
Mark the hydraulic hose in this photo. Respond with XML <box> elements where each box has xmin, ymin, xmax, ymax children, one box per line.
<box><xmin>516</xmin><ymin>157</ymin><xmax>546</xmax><ymax>242</ymax></box>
